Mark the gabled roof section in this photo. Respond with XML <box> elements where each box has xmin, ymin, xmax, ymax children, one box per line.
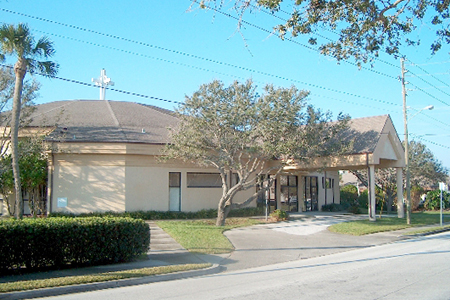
<box><xmin>26</xmin><ymin>100</ymin><xmax>179</xmax><ymax>144</ymax></box>
<box><xmin>288</xmin><ymin>114</ymin><xmax>405</xmax><ymax>170</ymax></box>
<box><xmin>344</xmin><ymin>114</ymin><xmax>390</xmax><ymax>154</ymax></box>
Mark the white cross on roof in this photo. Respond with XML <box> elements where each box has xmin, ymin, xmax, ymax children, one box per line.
<box><xmin>92</xmin><ymin>69</ymin><xmax>114</xmax><ymax>100</ymax></box>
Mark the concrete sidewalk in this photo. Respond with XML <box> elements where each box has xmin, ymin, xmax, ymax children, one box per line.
<box><xmin>2</xmin><ymin>213</ymin><xmax>448</xmax><ymax>299</ymax></box>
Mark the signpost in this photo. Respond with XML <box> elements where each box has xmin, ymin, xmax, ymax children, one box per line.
<box><xmin>439</xmin><ymin>182</ymin><xmax>447</xmax><ymax>227</ymax></box>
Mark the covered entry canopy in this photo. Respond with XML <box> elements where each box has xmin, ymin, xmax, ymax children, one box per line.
<box><xmin>286</xmin><ymin>115</ymin><xmax>406</xmax><ymax>219</ymax></box>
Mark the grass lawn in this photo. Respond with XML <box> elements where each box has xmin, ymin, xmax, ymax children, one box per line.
<box><xmin>0</xmin><ymin>264</ymin><xmax>210</xmax><ymax>293</ymax></box>
<box><xmin>329</xmin><ymin>211</ymin><xmax>450</xmax><ymax>236</ymax></box>
<box><xmin>156</xmin><ymin>218</ymin><xmax>264</xmax><ymax>254</ymax></box>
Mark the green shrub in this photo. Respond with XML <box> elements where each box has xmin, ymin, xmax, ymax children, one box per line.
<box><xmin>49</xmin><ymin>207</ymin><xmax>265</xmax><ymax>220</ymax></box>
<box><xmin>321</xmin><ymin>203</ymin><xmax>344</xmax><ymax>212</ymax></box>
<box><xmin>270</xmin><ymin>209</ymin><xmax>288</xmax><ymax>221</ymax></box>
<box><xmin>0</xmin><ymin>217</ymin><xmax>149</xmax><ymax>273</ymax></box>
<box><xmin>424</xmin><ymin>190</ymin><xmax>450</xmax><ymax>210</ymax></box>
<box><xmin>347</xmin><ymin>205</ymin><xmax>361</xmax><ymax>214</ymax></box>
<box><xmin>228</xmin><ymin>207</ymin><xmax>265</xmax><ymax>217</ymax></box>
<box><xmin>340</xmin><ymin>185</ymin><xmax>358</xmax><ymax>206</ymax></box>
<box><xmin>358</xmin><ymin>190</ymin><xmax>369</xmax><ymax>209</ymax></box>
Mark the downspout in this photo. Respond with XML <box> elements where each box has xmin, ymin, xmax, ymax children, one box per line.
<box><xmin>324</xmin><ymin>170</ymin><xmax>327</xmax><ymax>205</ymax></box>
<box><xmin>366</xmin><ymin>152</ymin><xmax>372</xmax><ymax>216</ymax></box>
<box><xmin>47</xmin><ymin>143</ymin><xmax>55</xmax><ymax>215</ymax></box>
<box><xmin>366</xmin><ymin>152</ymin><xmax>371</xmax><ymax>219</ymax></box>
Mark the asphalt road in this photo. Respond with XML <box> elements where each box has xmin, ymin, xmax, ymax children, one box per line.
<box><xmin>41</xmin><ymin>231</ymin><xmax>450</xmax><ymax>300</ymax></box>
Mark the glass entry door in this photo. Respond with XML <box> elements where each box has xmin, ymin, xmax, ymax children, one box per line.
<box><xmin>304</xmin><ymin>176</ymin><xmax>318</xmax><ymax>211</ymax></box>
<box><xmin>257</xmin><ymin>175</ymin><xmax>277</xmax><ymax>213</ymax></box>
<box><xmin>280</xmin><ymin>175</ymin><xmax>298</xmax><ymax>212</ymax></box>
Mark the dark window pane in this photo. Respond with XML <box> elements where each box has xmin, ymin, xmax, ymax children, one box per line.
<box><xmin>169</xmin><ymin>172</ymin><xmax>181</xmax><ymax>187</ymax></box>
<box><xmin>187</xmin><ymin>173</ymin><xmax>222</xmax><ymax>188</ymax></box>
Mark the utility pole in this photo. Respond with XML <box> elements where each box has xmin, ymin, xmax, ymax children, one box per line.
<box><xmin>401</xmin><ymin>58</ymin><xmax>411</xmax><ymax>225</ymax></box>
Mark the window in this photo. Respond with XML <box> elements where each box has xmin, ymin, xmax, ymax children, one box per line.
<box><xmin>322</xmin><ymin>177</ymin><xmax>334</xmax><ymax>189</ymax></box>
<box><xmin>231</xmin><ymin>173</ymin><xmax>239</xmax><ymax>187</ymax></box>
<box><xmin>187</xmin><ymin>172</ymin><xmax>222</xmax><ymax>188</ymax></box>
<box><xmin>169</xmin><ymin>172</ymin><xmax>181</xmax><ymax>188</ymax></box>
<box><xmin>169</xmin><ymin>172</ymin><xmax>181</xmax><ymax>211</ymax></box>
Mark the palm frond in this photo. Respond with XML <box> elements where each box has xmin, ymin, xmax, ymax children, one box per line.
<box><xmin>33</xmin><ymin>36</ymin><xmax>56</xmax><ymax>58</ymax></box>
<box><xmin>0</xmin><ymin>23</ymin><xmax>58</xmax><ymax>76</ymax></box>
<box><xmin>0</xmin><ymin>23</ymin><xmax>34</xmax><ymax>57</ymax></box>
<box><xmin>34</xmin><ymin>61</ymin><xmax>59</xmax><ymax>77</ymax></box>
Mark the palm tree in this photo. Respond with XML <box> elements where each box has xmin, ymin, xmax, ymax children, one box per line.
<box><xmin>0</xmin><ymin>23</ymin><xmax>58</xmax><ymax>219</ymax></box>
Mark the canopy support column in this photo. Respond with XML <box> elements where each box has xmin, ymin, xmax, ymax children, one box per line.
<box><xmin>368</xmin><ymin>164</ymin><xmax>376</xmax><ymax>221</ymax></box>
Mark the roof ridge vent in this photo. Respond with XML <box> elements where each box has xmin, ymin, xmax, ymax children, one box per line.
<box><xmin>105</xmin><ymin>100</ymin><xmax>120</xmax><ymax>126</ymax></box>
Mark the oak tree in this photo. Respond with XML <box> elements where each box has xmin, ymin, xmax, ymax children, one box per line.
<box><xmin>165</xmin><ymin>79</ymin><xmax>350</xmax><ymax>226</ymax></box>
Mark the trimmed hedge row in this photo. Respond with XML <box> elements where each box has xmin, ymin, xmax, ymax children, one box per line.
<box><xmin>48</xmin><ymin>207</ymin><xmax>265</xmax><ymax>220</ymax></box>
<box><xmin>0</xmin><ymin>217</ymin><xmax>150</xmax><ymax>273</ymax></box>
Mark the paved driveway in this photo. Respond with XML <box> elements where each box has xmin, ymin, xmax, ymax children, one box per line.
<box><xmin>216</xmin><ymin>213</ymin><xmax>403</xmax><ymax>271</ymax></box>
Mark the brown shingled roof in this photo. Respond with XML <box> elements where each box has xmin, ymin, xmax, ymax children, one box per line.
<box><xmin>27</xmin><ymin>100</ymin><xmax>179</xmax><ymax>144</ymax></box>
<box><xmin>345</xmin><ymin>114</ymin><xmax>391</xmax><ymax>154</ymax></box>
<box><xmin>17</xmin><ymin>100</ymin><xmax>397</xmax><ymax>154</ymax></box>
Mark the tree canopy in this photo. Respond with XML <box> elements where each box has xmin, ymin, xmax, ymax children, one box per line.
<box><xmin>0</xmin><ymin>67</ymin><xmax>40</xmax><ymax>157</ymax></box>
<box><xmin>0</xmin><ymin>137</ymin><xmax>48</xmax><ymax>217</ymax></box>
<box><xmin>164</xmin><ymin>79</ymin><xmax>350</xmax><ymax>225</ymax></box>
<box><xmin>408</xmin><ymin>140</ymin><xmax>448</xmax><ymax>187</ymax></box>
<box><xmin>0</xmin><ymin>23</ymin><xmax>58</xmax><ymax>219</ymax></box>
<box><xmin>196</xmin><ymin>0</ymin><xmax>449</xmax><ymax>65</ymax></box>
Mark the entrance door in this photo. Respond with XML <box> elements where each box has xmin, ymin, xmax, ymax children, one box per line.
<box><xmin>304</xmin><ymin>176</ymin><xmax>318</xmax><ymax>211</ymax></box>
<box><xmin>280</xmin><ymin>175</ymin><xmax>298</xmax><ymax>212</ymax></box>
<box><xmin>257</xmin><ymin>175</ymin><xmax>277</xmax><ymax>213</ymax></box>
<box><xmin>266</xmin><ymin>175</ymin><xmax>277</xmax><ymax>213</ymax></box>
<box><xmin>169</xmin><ymin>172</ymin><xmax>181</xmax><ymax>211</ymax></box>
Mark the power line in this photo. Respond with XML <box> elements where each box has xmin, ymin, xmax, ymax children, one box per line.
<box><xmin>35</xmin><ymin>30</ymin><xmax>250</xmax><ymax>83</ymax></box>
<box><xmin>197</xmin><ymin>1</ymin><xmax>399</xmax><ymax>80</ymax></box>
<box><xmin>0</xmin><ymin>63</ymin><xmax>181</xmax><ymax>105</ymax></box>
<box><xmin>0</xmin><ymin>7</ymin><xmax>400</xmax><ymax>108</ymax></box>
<box><xmin>408</xmin><ymin>109</ymin><xmax>450</xmax><ymax>130</ymax></box>
<box><xmin>253</xmin><ymin>2</ymin><xmax>401</xmax><ymax>71</ymax></box>
<box><xmin>409</xmin><ymin>61</ymin><xmax>450</xmax><ymax>89</ymax></box>
<box><xmin>312</xmin><ymin>93</ymin><xmax>400</xmax><ymax>114</ymax></box>
<box><xmin>4</xmin><ymin>5</ymin><xmax>450</xmax><ymax>132</ymax></box>
<box><xmin>242</xmin><ymin>3</ymin><xmax>450</xmax><ymax>110</ymax></box>
<box><xmin>412</xmin><ymin>60</ymin><xmax>450</xmax><ymax>66</ymax></box>
<box><xmin>408</xmin><ymin>81</ymin><xmax>450</xmax><ymax>107</ymax></box>
<box><xmin>410</xmin><ymin>133</ymin><xmax>450</xmax><ymax>150</ymax></box>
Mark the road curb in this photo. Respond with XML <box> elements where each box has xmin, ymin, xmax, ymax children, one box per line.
<box><xmin>403</xmin><ymin>226</ymin><xmax>450</xmax><ymax>237</ymax></box>
<box><xmin>0</xmin><ymin>264</ymin><xmax>224</xmax><ymax>300</ymax></box>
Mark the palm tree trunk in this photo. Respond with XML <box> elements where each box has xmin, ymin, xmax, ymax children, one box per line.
<box><xmin>12</xmin><ymin>60</ymin><xmax>26</xmax><ymax>219</ymax></box>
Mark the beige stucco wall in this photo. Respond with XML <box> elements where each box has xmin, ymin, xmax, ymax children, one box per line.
<box><xmin>51</xmin><ymin>163</ymin><xmax>126</xmax><ymax>214</ymax></box>
<box><xmin>50</xmin><ymin>150</ymin><xmax>257</xmax><ymax>214</ymax></box>
<box><xmin>123</xmin><ymin>155</ymin><xmax>256</xmax><ymax>212</ymax></box>
<box><xmin>50</xmin><ymin>153</ymin><xmax>126</xmax><ymax>213</ymax></box>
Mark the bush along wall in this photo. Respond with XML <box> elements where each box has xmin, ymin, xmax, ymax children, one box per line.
<box><xmin>0</xmin><ymin>217</ymin><xmax>150</xmax><ymax>274</ymax></box>
<box><xmin>48</xmin><ymin>207</ymin><xmax>265</xmax><ymax>220</ymax></box>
